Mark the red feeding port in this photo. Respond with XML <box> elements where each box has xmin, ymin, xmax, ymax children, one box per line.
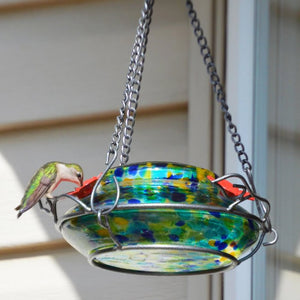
<box><xmin>207</xmin><ymin>175</ymin><xmax>254</xmax><ymax>200</ymax></box>
<box><xmin>68</xmin><ymin>174</ymin><xmax>102</xmax><ymax>199</ymax></box>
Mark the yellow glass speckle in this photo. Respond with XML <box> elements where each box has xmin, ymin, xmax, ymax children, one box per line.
<box><xmin>113</xmin><ymin>217</ymin><xmax>129</xmax><ymax>227</ymax></box>
<box><xmin>97</xmin><ymin>228</ymin><xmax>110</xmax><ymax>237</ymax></box>
<box><xmin>208</xmin><ymin>240</ymin><xmax>215</xmax><ymax>247</ymax></box>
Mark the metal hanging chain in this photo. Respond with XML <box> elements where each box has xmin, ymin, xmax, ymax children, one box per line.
<box><xmin>105</xmin><ymin>0</ymin><xmax>154</xmax><ymax>168</ymax></box>
<box><xmin>185</xmin><ymin>0</ymin><xmax>277</xmax><ymax>239</ymax></box>
<box><xmin>120</xmin><ymin>0</ymin><xmax>154</xmax><ymax>165</ymax></box>
<box><xmin>108</xmin><ymin>0</ymin><xmax>251</xmax><ymax>172</ymax></box>
<box><xmin>104</xmin><ymin>92</ymin><xmax>126</xmax><ymax>166</ymax></box>
<box><xmin>186</xmin><ymin>0</ymin><xmax>252</xmax><ymax>173</ymax></box>
<box><xmin>89</xmin><ymin>0</ymin><xmax>154</xmax><ymax>220</ymax></box>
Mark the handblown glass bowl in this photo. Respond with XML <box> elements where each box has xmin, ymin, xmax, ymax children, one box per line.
<box><xmin>57</xmin><ymin>162</ymin><xmax>261</xmax><ymax>275</ymax></box>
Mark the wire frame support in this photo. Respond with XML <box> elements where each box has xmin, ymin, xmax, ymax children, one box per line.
<box><xmin>210</xmin><ymin>174</ymin><xmax>277</xmax><ymax>246</ymax></box>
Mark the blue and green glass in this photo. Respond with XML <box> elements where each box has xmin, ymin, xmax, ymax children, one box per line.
<box><xmin>60</xmin><ymin>162</ymin><xmax>260</xmax><ymax>274</ymax></box>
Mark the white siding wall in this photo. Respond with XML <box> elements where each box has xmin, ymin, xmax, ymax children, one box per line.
<box><xmin>0</xmin><ymin>1</ymin><xmax>191</xmax><ymax>299</ymax></box>
<box><xmin>0</xmin><ymin>0</ymin><xmax>189</xmax><ymax>247</ymax></box>
<box><xmin>0</xmin><ymin>0</ymin><xmax>225</xmax><ymax>299</ymax></box>
<box><xmin>0</xmin><ymin>0</ymin><xmax>188</xmax><ymax>125</ymax></box>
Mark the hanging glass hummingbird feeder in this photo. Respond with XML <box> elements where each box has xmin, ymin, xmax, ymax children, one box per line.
<box><xmin>43</xmin><ymin>0</ymin><xmax>277</xmax><ymax>275</ymax></box>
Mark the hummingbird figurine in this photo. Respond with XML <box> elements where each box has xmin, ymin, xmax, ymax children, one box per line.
<box><xmin>15</xmin><ymin>161</ymin><xmax>83</xmax><ymax>218</ymax></box>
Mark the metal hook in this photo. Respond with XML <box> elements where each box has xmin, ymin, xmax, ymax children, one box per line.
<box><xmin>263</xmin><ymin>227</ymin><xmax>278</xmax><ymax>246</ymax></box>
<box><xmin>226</xmin><ymin>184</ymin><xmax>251</xmax><ymax>211</ymax></box>
<box><xmin>97</xmin><ymin>209</ymin><xmax>106</xmax><ymax>228</ymax></box>
<box><xmin>102</xmin><ymin>176</ymin><xmax>121</xmax><ymax>215</ymax></box>
<box><xmin>211</xmin><ymin>173</ymin><xmax>273</xmax><ymax>232</ymax></box>
<box><xmin>95</xmin><ymin>177</ymin><xmax>120</xmax><ymax>224</ymax></box>
<box><xmin>90</xmin><ymin>149</ymin><xmax>118</xmax><ymax>213</ymax></box>
<box><xmin>95</xmin><ymin>177</ymin><xmax>122</xmax><ymax>249</ymax></box>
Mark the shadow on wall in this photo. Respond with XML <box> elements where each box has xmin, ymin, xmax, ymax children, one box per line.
<box><xmin>1</xmin><ymin>111</ymin><xmax>188</xmax><ymax>299</ymax></box>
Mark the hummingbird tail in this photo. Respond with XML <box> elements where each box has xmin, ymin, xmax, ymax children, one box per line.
<box><xmin>15</xmin><ymin>204</ymin><xmax>21</xmax><ymax>211</ymax></box>
<box><xmin>17</xmin><ymin>211</ymin><xmax>23</xmax><ymax>218</ymax></box>
<box><xmin>15</xmin><ymin>205</ymin><xmax>24</xmax><ymax>218</ymax></box>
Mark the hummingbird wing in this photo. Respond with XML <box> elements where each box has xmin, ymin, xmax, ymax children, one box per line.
<box><xmin>24</xmin><ymin>176</ymin><xmax>54</xmax><ymax>208</ymax></box>
<box><xmin>16</xmin><ymin>163</ymin><xmax>57</xmax><ymax>217</ymax></box>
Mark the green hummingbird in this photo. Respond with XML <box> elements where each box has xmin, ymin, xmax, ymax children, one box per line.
<box><xmin>15</xmin><ymin>161</ymin><xmax>83</xmax><ymax>218</ymax></box>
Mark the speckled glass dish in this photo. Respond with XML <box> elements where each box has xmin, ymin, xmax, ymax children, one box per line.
<box><xmin>58</xmin><ymin>162</ymin><xmax>261</xmax><ymax>275</ymax></box>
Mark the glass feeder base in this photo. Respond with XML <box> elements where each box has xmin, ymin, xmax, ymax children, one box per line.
<box><xmin>89</xmin><ymin>246</ymin><xmax>238</xmax><ymax>275</ymax></box>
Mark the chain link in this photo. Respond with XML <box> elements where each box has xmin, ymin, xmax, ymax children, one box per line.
<box><xmin>186</xmin><ymin>0</ymin><xmax>252</xmax><ymax>172</ymax></box>
<box><xmin>105</xmin><ymin>0</ymin><xmax>154</xmax><ymax>167</ymax></box>
<box><xmin>105</xmin><ymin>96</ymin><xmax>127</xmax><ymax>165</ymax></box>
<box><xmin>186</xmin><ymin>0</ymin><xmax>277</xmax><ymax>239</ymax></box>
<box><xmin>106</xmin><ymin>0</ymin><xmax>252</xmax><ymax>173</ymax></box>
<box><xmin>120</xmin><ymin>0</ymin><xmax>154</xmax><ymax>165</ymax></box>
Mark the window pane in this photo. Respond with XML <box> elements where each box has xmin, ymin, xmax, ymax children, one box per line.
<box><xmin>266</xmin><ymin>0</ymin><xmax>300</xmax><ymax>299</ymax></box>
